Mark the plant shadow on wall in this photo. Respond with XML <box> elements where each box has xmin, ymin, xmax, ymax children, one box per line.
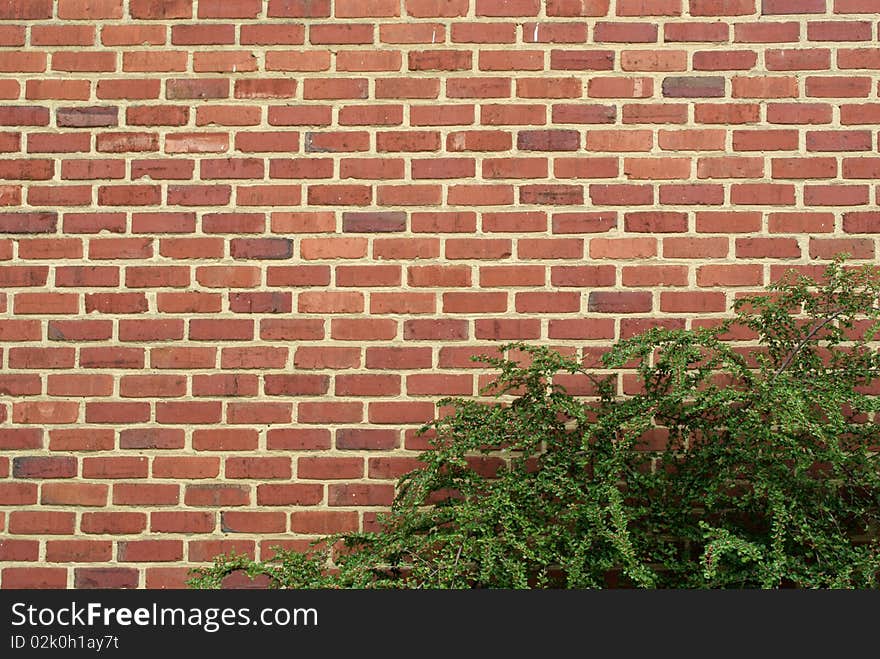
<box><xmin>190</xmin><ymin>258</ymin><xmax>880</xmax><ymax>589</ymax></box>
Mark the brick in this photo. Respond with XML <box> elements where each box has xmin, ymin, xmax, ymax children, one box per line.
<box><xmin>79</xmin><ymin>567</ymin><xmax>139</xmax><ymax>591</ymax></box>
<box><xmin>128</xmin><ymin>106</ymin><xmax>189</xmax><ymax>127</ymax></box>
<box><xmin>522</xmin><ymin>22</ymin><xmax>589</xmax><ymax>43</ymax></box>
<box><xmin>663</xmin><ymin>237</ymin><xmax>729</xmax><ymax>258</ymax></box>
<box><xmin>806</xmin><ymin>130</ymin><xmax>872</xmax><ymax>151</ymax></box>
<box><xmin>166</xmin><ymin>79</ymin><xmax>228</xmax><ymax>100</ymax></box>
<box><xmin>803</xmin><ymin>184</ymin><xmax>869</xmax><ymax>206</ymax></box>
<box><xmin>808</xmin><ymin>20</ymin><xmax>871</xmax><ymax>41</ymax></box>
<box><xmin>186</xmin><ymin>484</ymin><xmax>251</xmax><ymax>506</ymax></box>
<box><xmin>735</xmin><ymin>237</ymin><xmax>801</xmax><ymax>258</ymax></box>
<box><xmin>151</xmin><ymin>511</ymin><xmax>215</xmax><ymax>533</ymax></box>
<box><xmin>622</xmin><ymin>265</ymin><xmax>689</xmax><ymax>286</ymax></box>
<box><xmin>697</xmin><ymin>264</ymin><xmax>763</xmax><ymax>287</ymax></box>
<box><xmin>482</xmin><ymin>50</ymin><xmax>544</xmax><ymax>71</ymax></box>
<box><xmin>241</xmin><ymin>24</ymin><xmax>305</xmax><ymax>44</ymax></box>
<box><xmin>590</xmin><ymin>184</ymin><xmax>654</xmax><ymax>205</ymax></box>
<box><xmin>9</xmin><ymin>347</ymin><xmax>75</xmax><ymax>369</ymax></box>
<box><xmin>543</xmin><ymin>0</ymin><xmax>608</xmax><ymax>14</ymax></box>
<box><xmin>769</xmin><ymin>212</ymin><xmax>835</xmax><ymax>233</ymax></box>
<box><xmin>810</xmin><ymin>237</ymin><xmax>874</xmax><ymax>259</ymax></box>
<box><xmin>806</xmin><ymin>76</ymin><xmax>872</xmax><ymax>97</ymax></box>
<box><xmin>0</xmin><ymin>0</ymin><xmax>52</xmax><ymax>19</ymax></box>
<box><xmin>698</xmin><ymin>156</ymin><xmax>764</xmax><ymax>178</ymax></box>
<box><xmin>733</xmin><ymin>129</ymin><xmax>799</xmax><ymax>151</ymax></box>
<box><xmin>130</xmin><ymin>0</ymin><xmax>191</xmax><ymax>18</ymax></box>
<box><xmin>2</xmin><ymin>568</ymin><xmax>67</xmax><ymax>589</ymax></box>
<box><xmin>588</xmin><ymin>291</ymin><xmax>653</xmax><ymax>313</ymax></box>
<box><xmin>199</xmin><ymin>0</ymin><xmax>262</xmax><ymax>17</ymax></box>
<box><xmin>117</xmin><ymin>540</ymin><xmax>183</xmax><ymax>562</ymax></box>
<box><xmin>256</xmin><ymin>483</ymin><xmax>321</xmax><ymax>505</ymax></box>
<box><xmin>594</xmin><ymin>22</ymin><xmax>658</xmax><ymax>42</ymax></box>
<box><xmin>618</xmin><ymin>0</ymin><xmax>681</xmax><ymax>14</ymax></box>
<box><xmin>731</xmin><ymin>183</ymin><xmax>796</xmax><ymax>205</ymax></box>
<box><xmin>0</xmin><ymin>539</ymin><xmax>38</xmax><ymax>561</ymax></box>
<box><xmin>622</xmin><ymin>50</ymin><xmax>687</xmax><ymax>71</ymax></box>
<box><xmin>0</xmin><ymin>107</ymin><xmax>49</xmax><ymax>126</ymax></box>
<box><xmin>773</xmin><ymin>157</ymin><xmax>837</xmax><ymax>179</ymax></box>
<box><xmin>626</xmin><ymin>158</ymin><xmax>691</xmax><ymax>180</ymax></box>
<box><xmin>260</xmin><ymin>428</ymin><xmax>330</xmax><ymax>454</ymax></box>
<box><xmin>101</xmin><ymin>25</ymin><xmax>165</xmax><ymax>45</ymax></box>
<box><xmin>0</xmin><ymin>429</ymin><xmax>42</xmax><ymax>449</ymax></box>
<box><xmin>766</xmin><ymin>102</ymin><xmax>833</xmax><ymax>124</ymax></box>
<box><xmin>50</xmin><ymin>428</ymin><xmax>115</xmax><ymax>452</ymax></box>
<box><xmin>472</xmin><ymin>0</ymin><xmax>538</xmax><ymax>14</ymax></box>
<box><xmin>660</xmin><ymin>291</ymin><xmax>726</xmax><ymax>313</ymax></box>
<box><xmin>9</xmin><ymin>511</ymin><xmax>75</xmax><ymax>534</ymax></box>
<box><xmin>299</xmin><ymin>401</ymin><xmax>363</xmax><ymax>423</ymax></box>
<box><xmin>766</xmin><ymin>48</ymin><xmax>831</xmax><ymax>70</ymax></box>
<box><xmin>586</xmin><ymin>130</ymin><xmax>653</xmax><ymax>151</ymax></box>
<box><xmin>763</xmin><ymin>0</ymin><xmax>824</xmax><ymax>12</ymax></box>
<box><xmin>267</xmin><ymin>0</ymin><xmax>330</xmax><ymax>17</ymax></box>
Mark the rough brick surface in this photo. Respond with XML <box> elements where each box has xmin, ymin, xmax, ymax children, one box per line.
<box><xmin>0</xmin><ymin>0</ymin><xmax>878</xmax><ymax>589</ymax></box>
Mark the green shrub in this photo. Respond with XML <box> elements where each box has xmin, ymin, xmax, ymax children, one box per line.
<box><xmin>189</xmin><ymin>259</ymin><xmax>880</xmax><ymax>589</ymax></box>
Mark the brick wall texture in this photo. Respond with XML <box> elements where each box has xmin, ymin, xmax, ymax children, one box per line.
<box><xmin>0</xmin><ymin>0</ymin><xmax>878</xmax><ymax>589</ymax></box>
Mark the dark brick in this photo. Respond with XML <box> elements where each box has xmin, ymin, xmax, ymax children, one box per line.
<box><xmin>74</xmin><ymin>568</ymin><xmax>138</xmax><ymax>589</ymax></box>
<box><xmin>230</xmin><ymin>238</ymin><xmax>294</xmax><ymax>260</ymax></box>
<box><xmin>662</xmin><ymin>76</ymin><xmax>725</xmax><ymax>98</ymax></box>
<box><xmin>517</xmin><ymin>129</ymin><xmax>581</xmax><ymax>151</ymax></box>
<box><xmin>342</xmin><ymin>212</ymin><xmax>407</xmax><ymax>233</ymax></box>
<box><xmin>13</xmin><ymin>457</ymin><xmax>77</xmax><ymax>479</ymax></box>
<box><xmin>57</xmin><ymin>107</ymin><xmax>119</xmax><ymax>128</ymax></box>
<box><xmin>0</xmin><ymin>212</ymin><xmax>57</xmax><ymax>234</ymax></box>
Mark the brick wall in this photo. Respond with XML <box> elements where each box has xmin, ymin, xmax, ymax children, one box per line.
<box><xmin>0</xmin><ymin>0</ymin><xmax>878</xmax><ymax>588</ymax></box>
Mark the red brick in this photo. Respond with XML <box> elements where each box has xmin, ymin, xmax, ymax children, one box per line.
<box><xmin>256</xmin><ymin>483</ymin><xmax>322</xmax><ymax>505</ymax></box>
<box><xmin>588</xmin><ymin>291</ymin><xmax>653</xmax><ymax>313</ymax></box>
<box><xmin>0</xmin><ymin>539</ymin><xmax>39</xmax><ymax>561</ymax></box>
<box><xmin>773</xmin><ymin>157</ymin><xmax>837</xmax><ymax>179</ymax></box>
<box><xmin>151</xmin><ymin>511</ymin><xmax>215</xmax><ymax>534</ymax></box>
<box><xmin>266</xmin><ymin>51</ymin><xmax>331</xmax><ymax>72</ymax></box>
<box><xmin>49</xmin><ymin>428</ymin><xmax>114</xmax><ymax>452</ymax></box>
<box><xmin>766</xmin><ymin>102</ymin><xmax>833</xmax><ymax>124</ymax></box>
<box><xmin>2</xmin><ymin>568</ymin><xmax>68</xmax><ymax>589</ymax></box>
<box><xmin>692</xmin><ymin>50</ymin><xmax>756</xmax><ymax>73</ymax></box>
<box><xmin>594</xmin><ymin>22</ymin><xmax>658</xmax><ymax>42</ymax></box>
<box><xmin>763</xmin><ymin>0</ymin><xmax>824</xmax><ymax>12</ymax></box>
<box><xmin>804</xmin><ymin>184</ymin><xmax>870</xmax><ymax>206</ymax></box>
<box><xmin>660</xmin><ymin>291</ymin><xmax>727</xmax><ymax>313</ymax></box>
<box><xmin>808</xmin><ymin>20</ymin><xmax>872</xmax><ymax>41</ymax></box>
<box><xmin>665</xmin><ymin>22</ymin><xmax>729</xmax><ymax>41</ymax></box>
<box><xmin>733</xmin><ymin>129</ymin><xmax>799</xmax><ymax>151</ymax></box>
<box><xmin>9</xmin><ymin>511</ymin><xmax>75</xmax><ymax>534</ymax></box>
<box><xmin>622</xmin><ymin>265</ymin><xmax>689</xmax><ymax>286</ymax></box>
<box><xmin>697</xmin><ymin>264</ymin><xmax>764</xmax><ymax>287</ymax></box>
<box><xmin>806</xmin><ymin>76</ymin><xmax>872</xmax><ymax>98</ymax></box>
<box><xmin>113</xmin><ymin>482</ymin><xmax>179</xmax><ymax>505</ymax></box>
<box><xmin>199</xmin><ymin>0</ymin><xmax>262</xmax><ymax>17</ymax></box>
<box><xmin>310</xmin><ymin>24</ymin><xmax>373</xmax><ymax>45</ymax></box>
<box><xmin>118</xmin><ymin>540</ymin><xmax>183</xmax><ymax>562</ymax></box>
<box><xmin>694</xmin><ymin>103</ymin><xmax>761</xmax><ymax>124</ymax></box>
<box><xmin>732</xmin><ymin>76</ymin><xmax>799</xmax><ymax>98</ymax></box>
<box><xmin>736</xmin><ymin>237</ymin><xmax>801</xmax><ymax>258</ymax></box>
<box><xmin>47</xmin><ymin>540</ymin><xmax>113</xmax><ymax>563</ymax></box>
<box><xmin>664</xmin><ymin>237</ymin><xmax>729</xmax><ymax>258</ymax></box>
<box><xmin>735</xmin><ymin>22</ymin><xmax>799</xmax><ymax>42</ymax></box>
